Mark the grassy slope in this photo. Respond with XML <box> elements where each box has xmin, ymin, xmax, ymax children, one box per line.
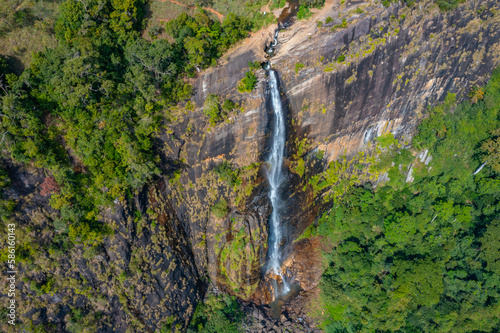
<box><xmin>0</xmin><ymin>0</ymin><xmax>59</xmax><ymax>74</ymax></box>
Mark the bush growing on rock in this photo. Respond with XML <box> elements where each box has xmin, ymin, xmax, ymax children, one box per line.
<box><xmin>295</xmin><ymin>62</ymin><xmax>305</xmax><ymax>73</ymax></box>
<box><xmin>211</xmin><ymin>199</ymin><xmax>228</xmax><ymax>218</ymax></box>
<box><xmin>296</xmin><ymin>6</ymin><xmax>312</xmax><ymax>20</ymax></box>
<box><xmin>214</xmin><ymin>161</ymin><xmax>241</xmax><ymax>188</ymax></box>
<box><xmin>188</xmin><ymin>295</ymin><xmax>243</xmax><ymax>333</ymax></box>
<box><xmin>203</xmin><ymin>94</ymin><xmax>225</xmax><ymax>126</ymax></box>
<box><xmin>221</xmin><ymin>99</ymin><xmax>236</xmax><ymax>112</ymax></box>
<box><xmin>237</xmin><ymin>71</ymin><xmax>257</xmax><ymax>93</ymax></box>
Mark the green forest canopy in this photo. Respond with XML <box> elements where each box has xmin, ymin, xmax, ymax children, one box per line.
<box><xmin>315</xmin><ymin>68</ymin><xmax>500</xmax><ymax>332</ymax></box>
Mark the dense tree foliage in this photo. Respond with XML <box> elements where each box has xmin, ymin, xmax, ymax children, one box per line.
<box><xmin>317</xmin><ymin>69</ymin><xmax>500</xmax><ymax>332</ymax></box>
<box><xmin>0</xmin><ymin>55</ymin><xmax>9</xmax><ymax>96</ymax></box>
<box><xmin>0</xmin><ymin>0</ymin><xmax>251</xmax><ymax>245</ymax></box>
<box><xmin>166</xmin><ymin>11</ymin><xmax>251</xmax><ymax>74</ymax></box>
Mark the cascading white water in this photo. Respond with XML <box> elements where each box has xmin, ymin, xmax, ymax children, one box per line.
<box><xmin>266</xmin><ymin>69</ymin><xmax>290</xmax><ymax>295</ymax></box>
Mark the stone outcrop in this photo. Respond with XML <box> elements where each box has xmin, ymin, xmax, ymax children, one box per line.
<box><xmin>0</xmin><ymin>164</ymin><xmax>202</xmax><ymax>332</ymax></box>
<box><xmin>273</xmin><ymin>0</ymin><xmax>500</xmax><ymax>162</ymax></box>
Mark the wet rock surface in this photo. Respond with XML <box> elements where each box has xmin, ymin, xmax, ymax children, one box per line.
<box><xmin>239</xmin><ymin>292</ymin><xmax>322</xmax><ymax>333</ymax></box>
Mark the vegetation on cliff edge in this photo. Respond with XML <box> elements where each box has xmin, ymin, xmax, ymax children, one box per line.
<box><xmin>314</xmin><ymin>67</ymin><xmax>500</xmax><ymax>332</ymax></box>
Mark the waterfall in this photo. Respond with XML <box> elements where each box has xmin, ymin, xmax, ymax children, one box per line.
<box><xmin>266</xmin><ymin>69</ymin><xmax>290</xmax><ymax>296</ymax></box>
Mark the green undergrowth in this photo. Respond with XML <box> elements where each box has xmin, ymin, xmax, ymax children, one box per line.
<box><xmin>203</xmin><ymin>94</ymin><xmax>238</xmax><ymax>127</ymax></box>
<box><xmin>237</xmin><ymin>61</ymin><xmax>260</xmax><ymax>93</ymax></box>
<box><xmin>187</xmin><ymin>295</ymin><xmax>243</xmax><ymax>333</ymax></box>
<box><xmin>297</xmin><ymin>6</ymin><xmax>312</xmax><ymax>20</ymax></box>
<box><xmin>211</xmin><ymin>199</ymin><xmax>229</xmax><ymax>218</ymax></box>
<box><xmin>307</xmin><ymin>131</ymin><xmax>407</xmax><ymax>203</ymax></box>
<box><xmin>216</xmin><ymin>215</ymin><xmax>262</xmax><ymax>298</ymax></box>
<box><xmin>269</xmin><ymin>0</ymin><xmax>287</xmax><ymax>10</ymax></box>
<box><xmin>212</xmin><ymin>160</ymin><xmax>261</xmax><ymax>207</ymax></box>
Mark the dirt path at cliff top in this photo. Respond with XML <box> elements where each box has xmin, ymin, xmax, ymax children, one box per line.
<box><xmin>272</xmin><ymin>0</ymin><xmax>341</xmax><ymax>60</ymax></box>
<box><xmin>215</xmin><ymin>0</ymin><xmax>338</xmax><ymax>64</ymax></box>
<box><xmin>158</xmin><ymin>0</ymin><xmax>225</xmax><ymax>22</ymax></box>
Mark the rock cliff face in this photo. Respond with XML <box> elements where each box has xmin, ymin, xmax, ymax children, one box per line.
<box><xmin>273</xmin><ymin>0</ymin><xmax>500</xmax><ymax>163</ymax></box>
<box><xmin>169</xmin><ymin>0</ymin><xmax>500</xmax><ymax>304</ymax></box>
<box><xmin>1</xmin><ymin>165</ymin><xmax>203</xmax><ymax>331</ymax></box>
<box><xmin>5</xmin><ymin>0</ymin><xmax>500</xmax><ymax>330</ymax></box>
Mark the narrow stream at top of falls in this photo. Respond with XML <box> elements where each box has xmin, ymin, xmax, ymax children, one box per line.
<box><xmin>266</xmin><ymin>69</ymin><xmax>290</xmax><ymax>297</ymax></box>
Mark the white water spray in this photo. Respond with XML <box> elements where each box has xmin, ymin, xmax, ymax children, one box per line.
<box><xmin>266</xmin><ymin>69</ymin><xmax>290</xmax><ymax>296</ymax></box>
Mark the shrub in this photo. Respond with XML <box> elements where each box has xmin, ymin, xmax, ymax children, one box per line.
<box><xmin>237</xmin><ymin>71</ymin><xmax>257</xmax><ymax>93</ymax></box>
<box><xmin>295</xmin><ymin>62</ymin><xmax>305</xmax><ymax>73</ymax></box>
<box><xmin>214</xmin><ymin>161</ymin><xmax>241</xmax><ymax>187</ymax></box>
<box><xmin>222</xmin><ymin>99</ymin><xmax>236</xmax><ymax>112</ymax></box>
<box><xmin>248</xmin><ymin>61</ymin><xmax>261</xmax><ymax>70</ymax></box>
<box><xmin>211</xmin><ymin>199</ymin><xmax>229</xmax><ymax>218</ymax></box>
<box><xmin>299</xmin><ymin>0</ymin><xmax>325</xmax><ymax>8</ymax></box>
<box><xmin>148</xmin><ymin>25</ymin><xmax>163</xmax><ymax>39</ymax></box>
<box><xmin>297</xmin><ymin>6</ymin><xmax>312</xmax><ymax>20</ymax></box>
<box><xmin>325</xmin><ymin>16</ymin><xmax>333</xmax><ymax>23</ymax></box>
<box><xmin>435</xmin><ymin>0</ymin><xmax>465</xmax><ymax>10</ymax></box>
<box><xmin>203</xmin><ymin>94</ymin><xmax>224</xmax><ymax>126</ymax></box>
<box><xmin>188</xmin><ymin>295</ymin><xmax>243</xmax><ymax>333</ymax></box>
<box><xmin>40</xmin><ymin>176</ymin><xmax>60</xmax><ymax>196</ymax></box>
<box><xmin>316</xmin><ymin>150</ymin><xmax>325</xmax><ymax>160</ymax></box>
<box><xmin>269</xmin><ymin>0</ymin><xmax>280</xmax><ymax>10</ymax></box>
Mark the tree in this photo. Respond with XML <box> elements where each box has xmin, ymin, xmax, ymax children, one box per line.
<box><xmin>125</xmin><ymin>38</ymin><xmax>178</xmax><ymax>85</ymax></box>
<box><xmin>480</xmin><ymin>219</ymin><xmax>500</xmax><ymax>275</ymax></box>
<box><xmin>184</xmin><ymin>36</ymin><xmax>211</xmax><ymax>69</ymax></box>
<box><xmin>203</xmin><ymin>94</ymin><xmax>223</xmax><ymax>126</ymax></box>
<box><xmin>392</xmin><ymin>259</ymin><xmax>444</xmax><ymax>307</ymax></box>
<box><xmin>40</xmin><ymin>176</ymin><xmax>60</xmax><ymax>196</ymax></box>
<box><xmin>469</xmin><ymin>86</ymin><xmax>485</xmax><ymax>104</ymax></box>
<box><xmin>481</xmin><ymin>128</ymin><xmax>500</xmax><ymax>173</ymax></box>
<box><xmin>237</xmin><ymin>71</ymin><xmax>257</xmax><ymax>93</ymax></box>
